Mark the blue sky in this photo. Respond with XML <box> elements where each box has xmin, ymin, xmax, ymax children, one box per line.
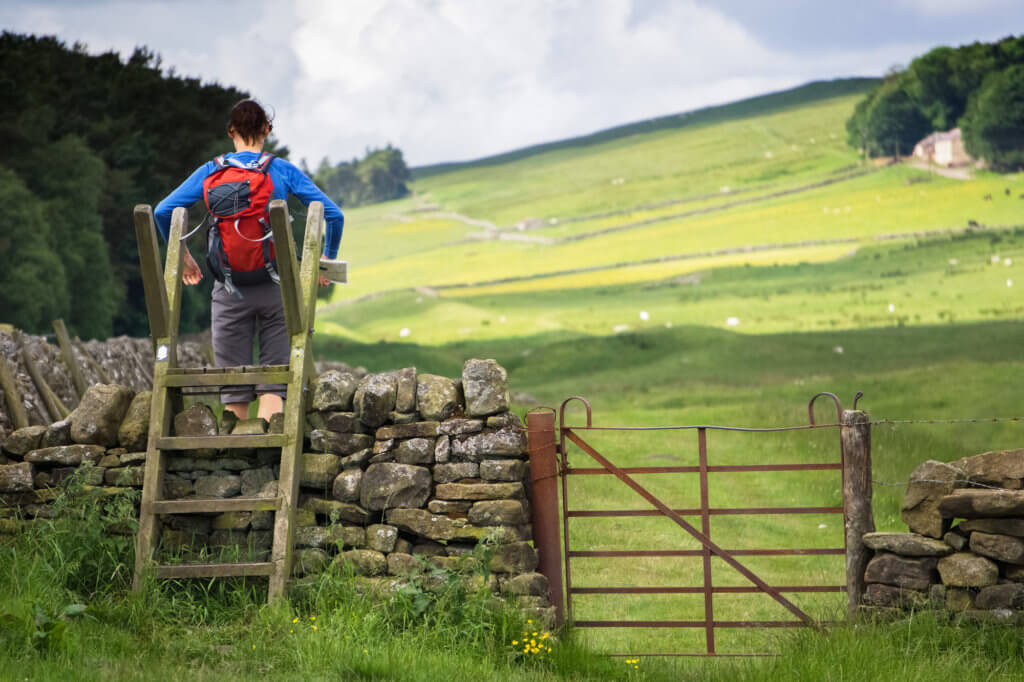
<box><xmin>1</xmin><ymin>0</ymin><xmax>1020</xmax><ymax>166</ymax></box>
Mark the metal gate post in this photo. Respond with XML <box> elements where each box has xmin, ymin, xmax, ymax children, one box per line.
<box><xmin>840</xmin><ymin>408</ymin><xmax>873</xmax><ymax>618</ymax></box>
<box><xmin>527</xmin><ymin>410</ymin><xmax>565</xmax><ymax>625</ymax></box>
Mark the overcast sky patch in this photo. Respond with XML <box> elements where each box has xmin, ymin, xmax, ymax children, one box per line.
<box><xmin>1</xmin><ymin>0</ymin><xmax>1020</xmax><ymax>165</ymax></box>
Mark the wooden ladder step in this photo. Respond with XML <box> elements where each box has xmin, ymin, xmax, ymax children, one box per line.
<box><xmin>156</xmin><ymin>434</ymin><xmax>287</xmax><ymax>450</ymax></box>
<box><xmin>164</xmin><ymin>366</ymin><xmax>291</xmax><ymax>387</ymax></box>
<box><xmin>156</xmin><ymin>562</ymin><xmax>275</xmax><ymax>579</ymax></box>
<box><xmin>149</xmin><ymin>496</ymin><xmax>282</xmax><ymax>514</ymax></box>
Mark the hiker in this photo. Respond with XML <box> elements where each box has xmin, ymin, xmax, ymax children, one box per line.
<box><xmin>154</xmin><ymin>99</ymin><xmax>344</xmax><ymax>421</ymax></box>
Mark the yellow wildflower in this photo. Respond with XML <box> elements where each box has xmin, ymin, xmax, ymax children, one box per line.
<box><xmin>251</xmin><ymin>644</ymin><xmax>256</xmax><ymax>650</ymax></box>
<box><xmin>363</xmin><ymin>649</ymin><xmax>368</xmax><ymax>654</ymax></box>
<box><xmin>312</xmin><ymin>625</ymin><xmax>318</xmax><ymax>631</ymax></box>
<box><xmin>526</xmin><ymin>619</ymin><xmax>532</xmax><ymax>624</ymax></box>
<box><xmin>309</xmin><ymin>616</ymin><xmax>316</xmax><ymax>621</ymax></box>
<box><xmin>292</xmin><ymin>617</ymin><xmax>299</xmax><ymax>624</ymax></box>
<box><xmin>512</xmin><ymin>640</ymin><xmax>518</xmax><ymax>646</ymax></box>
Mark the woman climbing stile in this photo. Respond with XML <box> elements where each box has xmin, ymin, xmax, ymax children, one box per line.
<box><xmin>154</xmin><ymin>99</ymin><xmax>344</xmax><ymax>421</ymax></box>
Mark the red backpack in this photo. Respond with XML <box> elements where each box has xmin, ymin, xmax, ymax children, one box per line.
<box><xmin>202</xmin><ymin>153</ymin><xmax>280</xmax><ymax>294</ymax></box>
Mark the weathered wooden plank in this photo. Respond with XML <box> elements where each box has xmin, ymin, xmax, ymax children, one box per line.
<box><xmin>167</xmin><ymin>364</ymin><xmax>290</xmax><ymax>375</ymax></box>
<box><xmin>0</xmin><ymin>355</ymin><xmax>28</xmax><ymax>430</ymax></box>
<box><xmin>133</xmin><ymin>205</ymin><xmax>170</xmax><ymax>341</ymax></box>
<box><xmin>149</xmin><ymin>496</ymin><xmax>281</xmax><ymax>514</ymax></box>
<box><xmin>163</xmin><ymin>371</ymin><xmax>291</xmax><ymax>388</ymax></box>
<box><xmin>20</xmin><ymin>346</ymin><xmax>69</xmax><ymax>421</ymax></box>
<box><xmin>53</xmin><ymin>319</ymin><xmax>87</xmax><ymax>398</ymax></box>
<box><xmin>841</xmin><ymin>409</ymin><xmax>873</xmax><ymax>618</ymax></box>
<box><xmin>132</xmin><ymin>207</ymin><xmax>187</xmax><ymax>592</ymax></box>
<box><xmin>164</xmin><ymin>207</ymin><xmax>186</xmax><ymax>344</ymax></box>
<box><xmin>156</xmin><ymin>434</ymin><xmax>287</xmax><ymax>450</ymax></box>
<box><xmin>268</xmin><ymin>199</ymin><xmax>304</xmax><ymax>338</ymax></box>
<box><xmin>156</xmin><ymin>562</ymin><xmax>275</xmax><ymax>578</ymax></box>
<box><xmin>132</xmin><ymin>337</ymin><xmax>175</xmax><ymax>591</ymax></box>
<box><xmin>268</xmin><ymin>200</ymin><xmax>325</xmax><ymax>601</ymax></box>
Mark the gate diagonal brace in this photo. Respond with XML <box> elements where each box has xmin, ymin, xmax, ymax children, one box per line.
<box><xmin>563</xmin><ymin>430</ymin><xmax>815</xmax><ymax>626</ymax></box>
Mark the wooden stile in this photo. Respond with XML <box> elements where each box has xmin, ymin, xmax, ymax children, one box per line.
<box><xmin>131</xmin><ymin>201</ymin><xmax>325</xmax><ymax>602</ymax></box>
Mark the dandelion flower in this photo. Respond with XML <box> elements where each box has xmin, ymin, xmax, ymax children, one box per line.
<box><xmin>289</xmin><ymin>629</ymin><xmax>294</xmax><ymax>633</ymax></box>
<box><xmin>312</xmin><ymin>625</ymin><xmax>318</xmax><ymax>631</ymax></box>
<box><xmin>292</xmin><ymin>617</ymin><xmax>299</xmax><ymax>624</ymax></box>
<box><xmin>309</xmin><ymin>616</ymin><xmax>316</xmax><ymax>621</ymax></box>
<box><xmin>252</xmin><ymin>644</ymin><xmax>256</xmax><ymax>650</ymax></box>
<box><xmin>363</xmin><ymin>649</ymin><xmax>369</xmax><ymax>654</ymax></box>
<box><xmin>527</xmin><ymin>619</ymin><xmax>533</xmax><ymax>624</ymax></box>
<box><xmin>512</xmin><ymin>640</ymin><xmax>518</xmax><ymax>646</ymax></box>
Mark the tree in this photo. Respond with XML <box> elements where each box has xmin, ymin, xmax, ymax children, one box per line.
<box><xmin>962</xmin><ymin>64</ymin><xmax>1024</xmax><ymax>170</ymax></box>
<box><xmin>0</xmin><ymin>167</ymin><xmax>68</xmax><ymax>331</ymax></box>
<box><xmin>864</xmin><ymin>81</ymin><xmax>931</xmax><ymax>158</ymax></box>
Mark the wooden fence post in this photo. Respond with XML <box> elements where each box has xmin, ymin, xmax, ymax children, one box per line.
<box><xmin>0</xmin><ymin>355</ymin><xmax>29</xmax><ymax>430</ymax></box>
<box><xmin>53</xmin><ymin>319</ymin><xmax>87</xmax><ymax>400</ymax></box>
<box><xmin>527</xmin><ymin>410</ymin><xmax>565</xmax><ymax>625</ymax></box>
<box><xmin>841</xmin><ymin>408</ymin><xmax>873</xmax><ymax>618</ymax></box>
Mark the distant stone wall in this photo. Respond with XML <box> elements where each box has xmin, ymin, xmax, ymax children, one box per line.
<box><xmin>862</xmin><ymin>450</ymin><xmax>1024</xmax><ymax>621</ymax></box>
<box><xmin>0</xmin><ymin>359</ymin><xmax>553</xmax><ymax>625</ymax></box>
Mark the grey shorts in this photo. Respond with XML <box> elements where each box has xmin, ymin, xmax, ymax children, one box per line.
<box><xmin>211</xmin><ymin>280</ymin><xmax>288</xmax><ymax>404</ymax></box>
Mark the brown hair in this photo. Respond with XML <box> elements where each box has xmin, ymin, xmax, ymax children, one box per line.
<box><xmin>227</xmin><ymin>99</ymin><xmax>272</xmax><ymax>144</ymax></box>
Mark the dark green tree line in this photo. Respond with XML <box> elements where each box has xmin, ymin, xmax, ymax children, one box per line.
<box><xmin>0</xmin><ymin>32</ymin><xmax>248</xmax><ymax>337</ymax></box>
<box><xmin>312</xmin><ymin>146</ymin><xmax>411</xmax><ymax>208</ymax></box>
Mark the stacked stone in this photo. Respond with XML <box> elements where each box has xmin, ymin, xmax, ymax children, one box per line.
<box><xmin>862</xmin><ymin>450</ymin><xmax>1024</xmax><ymax>622</ymax></box>
<box><xmin>0</xmin><ymin>358</ymin><xmax>553</xmax><ymax>625</ymax></box>
<box><xmin>0</xmin><ymin>384</ymin><xmax>149</xmax><ymax>527</ymax></box>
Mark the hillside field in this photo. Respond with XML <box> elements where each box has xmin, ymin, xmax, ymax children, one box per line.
<box><xmin>313</xmin><ymin>79</ymin><xmax>1024</xmax><ymax>659</ymax></box>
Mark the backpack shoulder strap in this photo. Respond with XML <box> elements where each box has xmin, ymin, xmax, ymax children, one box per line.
<box><xmin>256</xmin><ymin>153</ymin><xmax>275</xmax><ymax>173</ymax></box>
<box><xmin>212</xmin><ymin>155</ymin><xmax>229</xmax><ymax>170</ymax></box>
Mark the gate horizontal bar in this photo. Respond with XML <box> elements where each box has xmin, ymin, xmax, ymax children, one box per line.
<box><xmin>566</xmin><ymin>506</ymin><xmax>843</xmax><ymax>517</ymax></box>
<box><xmin>568</xmin><ymin>548</ymin><xmax>844</xmax><ymax>558</ymax></box>
<box><xmin>570</xmin><ymin>585</ymin><xmax>845</xmax><ymax>594</ymax></box>
<box><xmin>609</xmin><ymin>653</ymin><xmax>779</xmax><ymax>658</ymax></box>
<box><xmin>567</xmin><ymin>463</ymin><xmax>841</xmax><ymax>475</ymax></box>
<box><xmin>574</xmin><ymin>620</ymin><xmax>808</xmax><ymax>628</ymax></box>
<box><xmin>563</xmin><ymin>424</ymin><xmax>840</xmax><ymax>432</ymax></box>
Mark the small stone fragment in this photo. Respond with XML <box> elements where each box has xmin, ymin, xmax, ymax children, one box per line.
<box><xmin>864</xmin><ymin>552</ymin><xmax>937</xmax><ymax>590</ymax></box>
<box><xmin>862</xmin><ymin>532</ymin><xmax>954</xmax><ymax>557</ymax></box>
<box><xmin>939</xmin><ymin>489</ymin><xmax>1024</xmax><ymax>518</ymax></box>
<box><xmin>937</xmin><ymin>552</ymin><xmax>999</xmax><ymax>587</ymax></box>
<box><xmin>469</xmin><ymin>499</ymin><xmax>527</xmax><ymax>526</ymax></box>
<box><xmin>354</xmin><ymin>373</ymin><xmax>397</xmax><ymax>428</ymax></box>
<box><xmin>312</xmin><ymin>370</ymin><xmax>360</xmax><ymax>411</ymax></box>
<box><xmin>901</xmin><ymin>460</ymin><xmax>965</xmax><ymax>538</ymax></box>
<box><xmin>365</xmin><ymin>524</ymin><xmax>398</xmax><ymax>553</ymax></box>
<box><xmin>3</xmin><ymin>425</ymin><xmax>47</xmax><ymax>456</ymax></box>
<box><xmin>41</xmin><ymin>420</ymin><xmax>73</xmax><ymax>449</ymax></box>
<box><xmin>377</xmin><ymin>422</ymin><xmax>440</xmax><ymax>440</ymax></box>
<box><xmin>339</xmin><ymin>549</ymin><xmax>387</xmax><ymax>576</ymax></box>
<box><xmin>194</xmin><ymin>473</ymin><xmax>241</xmax><ymax>498</ymax></box>
<box><xmin>975</xmin><ymin>582</ymin><xmax>1024</xmax><ymax>610</ymax></box>
<box><xmin>462</xmin><ymin>359</ymin><xmax>509</xmax><ymax>417</ymax></box>
<box><xmin>970</xmin><ymin>531</ymin><xmax>1024</xmax><ymax>565</ymax></box>
<box><xmin>118</xmin><ymin>391</ymin><xmax>151</xmax><ymax>450</ymax></box>
<box><xmin>332</xmin><ymin>469</ymin><xmax>362</xmax><ymax>503</ymax></box>
<box><xmin>0</xmin><ymin>462</ymin><xmax>34</xmax><ymax>493</ymax></box>
<box><xmin>395</xmin><ymin>438</ymin><xmax>435</xmax><ymax>465</ymax></box>
<box><xmin>395</xmin><ymin>367</ymin><xmax>417</xmax><ymax>413</ymax></box>
<box><xmin>70</xmin><ymin>384</ymin><xmax>134</xmax><ymax>447</ymax></box>
<box><xmin>416</xmin><ymin>374</ymin><xmax>461</xmax><ymax>421</ymax></box>
<box><xmin>435</xmin><ymin>482</ymin><xmax>523</xmax><ymax>501</ymax></box>
<box><xmin>480</xmin><ymin>459</ymin><xmax>525</xmax><ymax>482</ymax></box>
<box><xmin>433</xmin><ymin>462</ymin><xmax>479</xmax><ymax>484</ymax></box>
<box><xmin>300</xmin><ymin>453</ymin><xmax>341</xmax><ymax>489</ymax></box>
<box><xmin>439</xmin><ymin>418</ymin><xmax>484</xmax><ymax>436</ymax></box>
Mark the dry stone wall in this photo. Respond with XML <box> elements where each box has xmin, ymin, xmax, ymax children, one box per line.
<box><xmin>862</xmin><ymin>450</ymin><xmax>1024</xmax><ymax>621</ymax></box>
<box><xmin>0</xmin><ymin>357</ymin><xmax>553</xmax><ymax>625</ymax></box>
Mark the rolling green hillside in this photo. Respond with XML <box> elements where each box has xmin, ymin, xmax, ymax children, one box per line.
<box><xmin>314</xmin><ymin>78</ymin><xmax>1024</xmax><ymax>658</ymax></box>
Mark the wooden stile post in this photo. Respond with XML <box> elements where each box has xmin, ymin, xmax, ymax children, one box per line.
<box><xmin>841</xmin><ymin>408</ymin><xmax>873</xmax><ymax>618</ymax></box>
<box><xmin>0</xmin><ymin>355</ymin><xmax>29</xmax><ymax>430</ymax></box>
<box><xmin>53</xmin><ymin>319</ymin><xmax>88</xmax><ymax>399</ymax></box>
<box><xmin>267</xmin><ymin>200</ymin><xmax>322</xmax><ymax>601</ymax></box>
<box><xmin>526</xmin><ymin>410</ymin><xmax>565</xmax><ymax>625</ymax></box>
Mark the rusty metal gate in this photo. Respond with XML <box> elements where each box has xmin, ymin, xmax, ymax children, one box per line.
<box><xmin>525</xmin><ymin>392</ymin><xmax>873</xmax><ymax>658</ymax></box>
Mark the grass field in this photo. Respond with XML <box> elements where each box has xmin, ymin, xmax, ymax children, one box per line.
<box><xmin>7</xmin><ymin>78</ymin><xmax>1024</xmax><ymax>678</ymax></box>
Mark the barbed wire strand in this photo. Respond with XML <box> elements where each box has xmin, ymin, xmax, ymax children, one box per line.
<box><xmin>870</xmin><ymin>478</ymin><xmax>1018</xmax><ymax>491</ymax></box>
<box><xmin>869</xmin><ymin>417</ymin><xmax>1024</xmax><ymax>425</ymax></box>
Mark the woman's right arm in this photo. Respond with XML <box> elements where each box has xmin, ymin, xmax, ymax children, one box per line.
<box><xmin>154</xmin><ymin>162</ymin><xmax>214</xmax><ymax>241</ymax></box>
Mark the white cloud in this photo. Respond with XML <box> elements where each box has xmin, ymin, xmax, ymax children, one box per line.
<box><xmin>0</xmin><ymin>0</ymin><xmax>1014</xmax><ymax>166</ymax></box>
<box><xmin>898</xmin><ymin>0</ymin><xmax>1017</xmax><ymax>17</ymax></box>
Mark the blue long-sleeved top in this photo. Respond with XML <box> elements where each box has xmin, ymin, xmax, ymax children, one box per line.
<box><xmin>154</xmin><ymin>151</ymin><xmax>344</xmax><ymax>259</ymax></box>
